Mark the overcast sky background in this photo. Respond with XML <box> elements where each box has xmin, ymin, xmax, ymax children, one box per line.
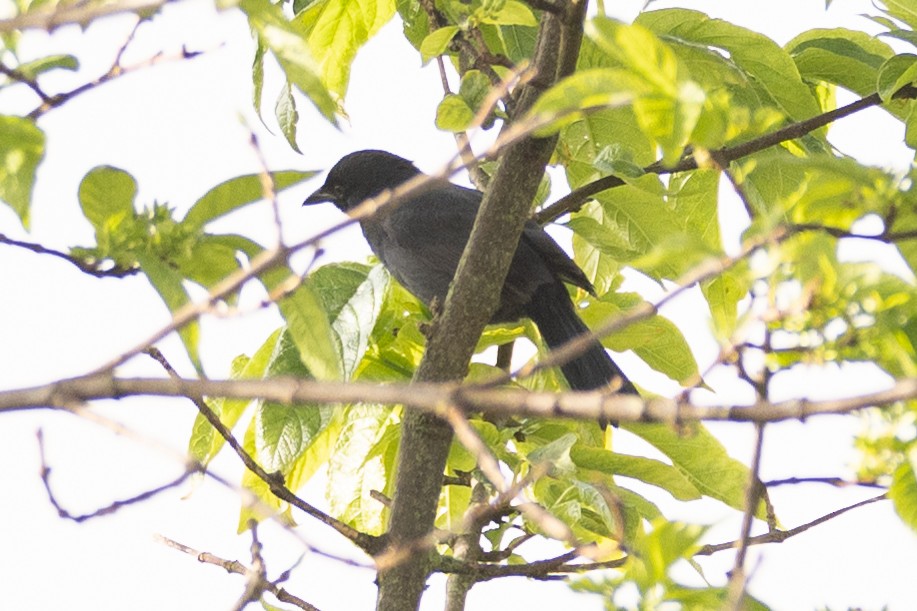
<box><xmin>1</xmin><ymin>0</ymin><xmax>916</xmax><ymax>609</ymax></box>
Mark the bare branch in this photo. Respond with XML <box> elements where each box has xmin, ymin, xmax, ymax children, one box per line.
<box><xmin>0</xmin><ymin>233</ymin><xmax>139</xmax><ymax>278</ymax></box>
<box><xmin>725</xmin><ymin>423</ymin><xmax>766</xmax><ymax>609</ymax></box>
<box><xmin>764</xmin><ymin>476</ymin><xmax>886</xmax><ymax>489</ymax></box>
<box><xmin>156</xmin><ymin>534</ymin><xmax>321</xmax><ymax>611</ymax></box>
<box><xmin>29</xmin><ymin>44</ymin><xmax>205</xmax><ymax>120</ymax></box>
<box><xmin>696</xmin><ymin>493</ymin><xmax>888</xmax><ymax>556</ymax></box>
<box><xmin>37</xmin><ymin>428</ymin><xmax>199</xmax><ymax>522</ymax></box>
<box><xmin>437</xmin><ymin>548</ymin><xmax>627</xmax><ymax>582</ymax></box>
<box><xmin>4</xmin><ymin>373</ymin><xmax>916</xmax><ymax>425</ymax></box>
<box><xmin>0</xmin><ymin>62</ymin><xmax>52</xmax><ymax>102</ymax></box>
<box><xmin>0</xmin><ymin>0</ymin><xmax>173</xmax><ymax>32</ymax></box>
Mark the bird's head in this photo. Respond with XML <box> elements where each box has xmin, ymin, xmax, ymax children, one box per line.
<box><xmin>303</xmin><ymin>150</ymin><xmax>421</xmax><ymax>212</ymax></box>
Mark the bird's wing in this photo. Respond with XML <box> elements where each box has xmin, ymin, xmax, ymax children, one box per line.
<box><xmin>369</xmin><ymin>186</ymin><xmax>480</xmax><ymax>306</ymax></box>
<box><xmin>520</xmin><ymin>221</ymin><xmax>595</xmax><ymax>295</ymax></box>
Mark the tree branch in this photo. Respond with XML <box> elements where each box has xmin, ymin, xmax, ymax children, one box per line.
<box><xmin>5</xmin><ymin>373</ymin><xmax>915</xmax><ymax>425</ymax></box>
<box><xmin>37</xmin><ymin>428</ymin><xmax>199</xmax><ymax>522</ymax></box>
<box><xmin>0</xmin><ymin>0</ymin><xmax>174</xmax><ymax>32</ymax></box>
<box><xmin>156</xmin><ymin>534</ymin><xmax>321</xmax><ymax>611</ymax></box>
<box><xmin>0</xmin><ymin>233</ymin><xmax>140</xmax><ymax>278</ymax></box>
<box><xmin>29</xmin><ymin>43</ymin><xmax>205</xmax><ymax>120</ymax></box>
<box><xmin>535</xmin><ymin>87</ymin><xmax>917</xmax><ymax>224</ymax></box>
<box><xmin>695</xmin><ymin>493</ymin><xmax>888</xmax><ymax>556</ymax></box>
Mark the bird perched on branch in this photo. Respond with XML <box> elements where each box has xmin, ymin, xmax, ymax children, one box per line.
<box><xmin>304</xmin><ymin>149</ymin><xmax>636</xmax><ymax>395</ymax></box>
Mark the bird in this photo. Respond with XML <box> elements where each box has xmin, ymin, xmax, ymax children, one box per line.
<box><xmin>303</xmin><ymin>149</ymin><xmax>636</xmax><ymax>395</ymax></box>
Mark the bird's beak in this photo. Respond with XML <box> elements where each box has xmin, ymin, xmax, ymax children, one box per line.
<box><xmin>303</xmin><ymin>185</ymin><xmax>333</xmax><ymax>206</ymax></box>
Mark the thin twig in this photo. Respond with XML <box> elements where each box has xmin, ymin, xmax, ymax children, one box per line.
<box><xmin>143</xmin><ymin>349</ymin><xmax>383</xmax><ymax>555</ymax></box>
<box><xmin>764</xmin><ymin>476</ymin><xmax>885</xmax><ymax>489</ymax></box>
<box><xmin>535</xmin><ymin>88</ymin><xmax>917</xmax><ymax>224</ymax></box>
<box><xmin>29</xmin><ymin>45</ymin><xmax>204</xmax><ymax>119</ymax></box>
<box><xmin>0</xmin><ymin>0</ymin><xmax>172</xmax><ymax>32</ymax></box>
<box><xmin>247</xmin><ymin>131</ymin><xmax>283</xmax><ymax>245</ymax></box>
<box><xmin>696</xmin><ymin>493</ymin><xmax>888</xmax><ymax>556</ymax></box>
<box><xmin>37</xmin><ymin>428</ymin><xmax>199</xmax><ymax>522</ymax></box>
<box><xmin>0</xmin><ymin>233</ymin><xmax>139</xmax><ymax>277</ymax></box>
<box><xmin>0</xmin><ymin>62</ymin><xmax>52</xmax><ymax>102</ymax></box>
<box><xmin>725</xmin><ymin>423</ymin><xmax>766</xmax><ymax>609</ymax></box>
<box><xmin>156</xmin><ymin>534</ymin><xmax>321</xmax><ymax>611</ymax></box>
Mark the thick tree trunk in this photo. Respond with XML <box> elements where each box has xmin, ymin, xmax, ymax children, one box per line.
<box><xmin>374</xmin><ymin>3</ymin><xmax>588</xmax><ymax>609</ymax></box>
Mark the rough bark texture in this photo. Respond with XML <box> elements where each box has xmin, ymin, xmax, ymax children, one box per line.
<box><xmin>374</xmin><ymin>4</ymin><xmax>588</xmax><ymax>610</ymax></box>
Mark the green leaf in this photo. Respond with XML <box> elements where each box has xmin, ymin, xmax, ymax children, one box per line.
<box><xmin>476</xmin><ymin>0</ymin><xmax>536</xmax><ymax>26</ymax></box>
<box><xmin>786</xmin><ymin>28</ymin><xmax>894</xmax><ymax>96</ymax></box>
<box><xmin>877</xmin><ymin>53</ymin><xmax>917</xmax><ymax>102</ymax></box>
<box><xmin>254</xmin><ymin>329</ymin><xmax>334</xmax><ymax>473</ymax></box>
<box><xmin>327</xmin><ymin>404</ymin><xmax>399</xmax><ymax>534</ymax></box>
<box><xmin>256</xmin><ymin>403</ymin><xmax>330</xmax><ymax>471</ymax></box>
<box><xmin>275</xmin><ymin>82</ymin><xmax>302</xmax><ymax>153</ymax></box>
<box><xmin>701</xmin><ymin>267</ymin><xmax>750</xmax><ymax>341</ymax></box>
<box><xmin>135</xmin><ymin>252</ymin><xmax>201</xmax><ymax>372</ymax></box>
<box><xmin>889</xmin><ymin>448</ymin><xmax>917</xmax><ymax>534</ymax></box>
<box><xmin>586</xmin><ymin>18</ymin><xmax>704</xmax><ymax>163</ymax></box>
<box><xmin>188</xmin><ymin>329</ymin><xmax>282</xmax><ymax>464</ymax></box>
<box><xmin>626</xmin><ymin>422</ymin><xmax>768</xmax><ymax>519</ymax></box>
<box><xmin>581</xmin><ymin>293</ymin><xmax>700</xmax><ymax>386</ymax></box>
<box><xmin>569</xmin><ymin>175</ymin><xmax>676</xmax><ymax>272</ymax></box>
<box><xmin>527</xmin><ymin>432</ymin><xmax>578</xmax><ymax>473</ymax></box>
<box><xmin>529</xmin><ymin>68</ymin><xmax>636</xmax><ymax>132</ymax></box>
<box><xmin>178</xmin><ymin>234</ymin><xmax>263</xmax><ymax>290</ymax></box>
<box><xmin>252</xmin><ymin>35</ymin><xmax>267</xmax><ymax>119</ymax></box>
<box><xmin>292</xmin><ymin>0</ymin><xmax>397</xmax><ymax>97</ymax></box>
<box><xmin>77</xmin><ymin>166</ymin><xmax>138</xmax><ymax>233</ymax></box>
<box><xmin>441</xmin><ymin>69</ymin><xmax>496</xmax><ymax>132</ymax></box>
<box><xmin>14</xmin><ymin>54</ymin><xmax>78</xmax><ymax>80</ymax></box>
<box><xmin>907</xmin><ymin>104</ymin><xmax>917</xmax><ymax>149</ymax></box>
<box><xmin>396</xmin><ymin>0</ymin><xmax>431</xmax><ymax>50</ymax></box>
<box><xmin>285</xmin><ymin>406</ymin><xmax>345</xmax><ymax>493</ymax></box>
<box><xmin>883</xmin><ymin>0</ymin><xmax>917</xmax><ymax>31</ymax></box>
<box><xmin>629</xmin><ymin>519</ymin><xmax>707</xmax><ymax>588</ymax></box>
<box><xmin>238</xmin><ymin>420</ymin><xmax>292</xmax><ymax>528</ymax></box>
<box><xmin>311</xmin><ymin>263</ymin><xmax>389</xmax><ymax>380</ymax></box>
<box><xmin>0</xmin><ymin>116</ymin><xmax>45</xmax><ymax>228</ymax></box>
<box><xmin>739</xmin><ymin>148</ymin><xmax>807</xmax><ymax>216</ymax></box>
<box><xmin>275</xmin><ymin>272</ymin><xmax>344</xmax><ymax>381</ymax></box>
<box><xmin>183</xmin><ymin>170</ymin><xmax>316</xmax><ymax>229</ymax></box>
<box><xmin>420</xmin><ymin>25</ymin><xmax>459</xmax><ymax>63</ymax></box>
<box><xmin>637</xmin><ymin>9</ymin><xmax>822</xmax><ymax>123</ymax></box>
<box><xmin>242</xmin><ymin>0</ymin><xmax>338</xmax><ymax>121</ymax></box>
<box><xmin>178</xmin><ymin>236</ymin><xmax>245</xmax><ymax>288</ymax></box>
<box><xmin>571</xmin><ymin>446</ymin><xmax>702</xmax><ymax>501</ymax></box>
<box><xmin>478</xmin><ymin>23</ymin><xmax>537</xmax><ymax>64</ymax></box>
<box><xmin>435</xmin><ymin>94</ymin><xmax>475</xmax><ymax>132</ymax></box>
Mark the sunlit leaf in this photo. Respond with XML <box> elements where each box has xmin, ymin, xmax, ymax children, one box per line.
<box><xmin>292</xmin><ymin>0</ymin><xmax>397</xmax><ymax>96</ymax></box>
<box><xmin>184</xmin><ymin>170</ymin><xmax>316</xmax><ymax>229</ymax></box>
<box><xmin>78</xmin><ymin>165</ymin><xmax>136</xmax><ymax>233</ymax></box>
<box><xmin>571</xmin><ymin>446</ymin><xmax>702</xmax><ymax>501</ymax></box>
<box><xmin>242</xmin><ymin>0</ymin><xmax>337</xmax><ymax>120</ymax></box>
<box><xmin>135</xmin><ymin>251</ymin><xmax>201</xmax><ymax>372</ymax></box>
<box><xmin>275</xmin><ymin>82</ymin><xmax>302</xmax><ymax>153</ymax></box>
<box><xmin>626</xmin><ymin>422</ymin><xmax>769</xmax><ymax>518</ymax></box>
<box><xmin>890</xmin><ymin>449</ymin><xmax>917</xmax><ymax>534</ymax></box>
<box><xmin>188</xmin><ymin>329</ymin><xmax>282</xmax><ymax>464</ymax></box>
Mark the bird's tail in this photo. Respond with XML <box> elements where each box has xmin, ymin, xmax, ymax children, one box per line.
<box><xmin>525</xmin><ymin>282</ymin><xmax>636</xmax><ymax>394</ymax></box>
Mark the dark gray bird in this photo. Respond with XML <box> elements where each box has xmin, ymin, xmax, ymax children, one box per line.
<box><xmin>304</xmin><ymin>150</ymin><xmax>636</xmax><ymax>394</ymax></box>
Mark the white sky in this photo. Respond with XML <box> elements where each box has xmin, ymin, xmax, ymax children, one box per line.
<box><xmin>1</xmin><ymin>0</ymin><xmax>916</xmax><ymax>609</ymax></box>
